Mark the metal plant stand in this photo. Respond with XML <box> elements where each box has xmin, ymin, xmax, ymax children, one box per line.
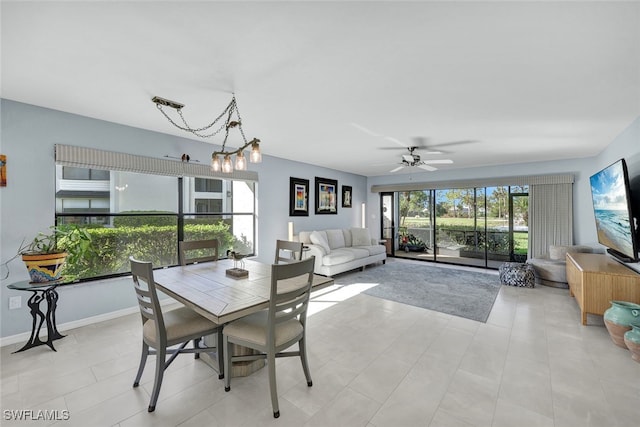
<box><xmin>7</xmin><ymin>280</ymin><xmax>66</xmax><ymax>353</ymax></box>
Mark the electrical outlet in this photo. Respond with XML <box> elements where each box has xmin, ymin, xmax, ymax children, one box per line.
<box><xmin>9</xmin><ymin>296</ymin><xmax>21</xmax><ymax>310</ymax></box>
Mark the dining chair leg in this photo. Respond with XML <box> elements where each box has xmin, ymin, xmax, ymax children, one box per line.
<box><xmin>223</xmin><ymin>335</ymin><xmax>231</xmax><ymax>392</ymax></box>
<box><xmin>148</xmin><ymin>347</ymin><xmax>166</xmax><ymax>412</ymax></box>
<box><xmin>267</xmin><ymin>351</ymin><xmax>279</xmax><ymax>418</ymax></box>
<box><xmin>299</xmin><ymin>337</ymin><xmax>313</xmax><ymax>387</ymax></box>
<box><xmin>193</xmin><ymin>338</ymin><xmax>201</xmax><ymax>359</ymax></box>
<box><xmin>133</xmin><ymin>342</ymin><xmax>149</xmax><ymax>387</ymax></box>
<box><xmin>217</xmin><ymin>330</ymin><xmax>224</xmax><ymax>379</ymax></box>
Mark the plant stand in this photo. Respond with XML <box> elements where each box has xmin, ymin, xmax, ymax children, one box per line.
<box><xmin>7</xmin><ymin>281</ymin><xmax>65</xmax><ymax>353</ymax></box>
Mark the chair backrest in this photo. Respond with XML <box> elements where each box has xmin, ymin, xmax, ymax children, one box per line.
<box><xmin>179</xmin><ymin>239</ymin><xmax>219</xmax><ymax>265</ymax></box>
<box><xmin>274</xmin><ymin>240</ymin><xmax>304</xmax><ymax>264</ymax></box>
<box><xmin>268</xmin><ymin>256</ymin><xmax>315</xmax><ymax>338</ymax></box>
<box><xmin>130</xmin><ymin>257</ymin><xmax>166</xmax><ymax>346</ymax></box>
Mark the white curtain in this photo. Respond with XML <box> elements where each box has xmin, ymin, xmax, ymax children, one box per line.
<box><xmin>528</xmin><ymin>183</ymin><xmax>573</xmax><ymax>258</ymax></box>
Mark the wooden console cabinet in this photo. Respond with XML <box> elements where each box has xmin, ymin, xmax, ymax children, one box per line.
<box><xmin>566</xmin><ymin>252</ymin><xmax>640</xmax><ymax>325</ymax></box>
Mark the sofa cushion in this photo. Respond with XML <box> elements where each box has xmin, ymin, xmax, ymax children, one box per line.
<box><xmin>342</xmin><ymin>229</ymin><xmax>352</xmax><ymax>247</ymax></box>
<box><xmin>326</xmin><ymin>229</ymin><xmax>346</xmax><ymax>249</ymax></box>
<box><xmin>351</xmin><ymin>227</ymin><xmax>371</xmax><ymax>246</ymax></box>
<box><xmin>310</xmin><ymin>231</ymin><xmax>330</xmax><ymax>254</ymax></box>
<box><xmin>343</xmin><ymin>247</ymin><xmax>370</xmax><ymax>259</ymax></box>
<box><xmin>549</xmin><ymin>244</ymin><xmax>594</xmax><ymax>260</ymax></box>
<box><xmin>322</xmin><ymin>249</ymin><xmax>356</xmax><ymax>266</ymax></box>
<box><xmin>355</xmin><ymin>245</ymin><xmax>386</xmax><ymax>256</ymax></box>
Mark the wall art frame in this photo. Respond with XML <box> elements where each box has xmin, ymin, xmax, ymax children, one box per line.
<box><xmin>289</xmin><ymin>177</ymin><xmax>310</xmax><ymax>216</ymax></box>
<box><xmin>342</xmin><ymin>185</ymin><xmax>352</xmax><ymax>208</ymax></box>
<box><xmin>315</xmin><ymin>177</ymin><xmax>338</xmax><ymax>215</ymax></box>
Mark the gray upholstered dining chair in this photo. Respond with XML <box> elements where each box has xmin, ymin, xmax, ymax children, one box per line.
<box><xmin>178</xmin><ymin>239</ymin><xmax>224</xmax><ymax>370</ymax></box>
<box><xmin>179</xmin><ymin>239</ymin><xmax>220</xmax><ymax>265</ymax></box>
<box><xmin>274</xmin><ymin>239</ymin><xmax>304</xmax><ymax>264</ymax></box>
<box><xmin>129</xmin><ymin>257</ymin><xmax>224</xmax><ymax>412</ymax></box>
<box><xmin>223</xmin><ymin>256</ymin><xmax>315</xmax><ymax>418</ymax></box>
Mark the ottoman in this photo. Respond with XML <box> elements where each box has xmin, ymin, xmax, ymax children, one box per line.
<box><xmin>499</xmin><ymin>262</ymin><xmax>535</xmax><ymax>288</ymax></box>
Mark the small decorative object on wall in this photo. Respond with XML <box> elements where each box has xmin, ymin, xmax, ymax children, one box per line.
<box><xmin>0</xmin><ymin>154</ymin><xmax>6</xmax><ymax>187</ymax></box>
<box><xmin>342</xmin><ymin>185</ymin><xmax>352</xmax><ymax>208</ymax></box>
<box><xmin>315</xmin><ymin>177</ymin><xmax>338</xmax><ymax>214</ymax></box>
<box><xmin>289</xmin><ymin>177</ymin><xmax>310</xmax><ymax>216</ymax></box>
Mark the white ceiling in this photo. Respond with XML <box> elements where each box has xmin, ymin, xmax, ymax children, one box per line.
<box><xmin>2</xmin><ymin>1</ymin><xmax>639</xmax><ymax>177</ymax></box>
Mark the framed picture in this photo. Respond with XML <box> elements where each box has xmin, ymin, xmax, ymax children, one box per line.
<box><xmin>315</xmin><ymin>177</ymin><xmax>338</xmax><ymax>214</ymax></box>
<box><xmin>342</xmin><ymin>185</ymin><xmax>352</xmax><ymax>208</ymax></box>
<box><xmin>289</xmin><ymin>177</ymin><xmax>309</xmax><ymax>216</ymax></box>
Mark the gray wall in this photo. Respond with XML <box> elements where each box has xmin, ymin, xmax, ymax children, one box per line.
<box><xmin>0</xmin><ymin>99</ymin><xmax>366</xmax><ymax>338</ymax></box>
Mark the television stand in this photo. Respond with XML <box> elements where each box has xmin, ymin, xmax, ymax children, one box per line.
<box><xmin>566</xmin><ymin>252</ymin><xmax>640</xmax><ymax>325</ymax></box>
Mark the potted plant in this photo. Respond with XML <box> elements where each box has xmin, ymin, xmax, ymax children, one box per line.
<box><xmin>20</xmin><ymin>224</ymin><xmax>92</xmax><ymax>283</ymax></box>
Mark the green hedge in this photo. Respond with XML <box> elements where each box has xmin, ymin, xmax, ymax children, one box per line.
<box><xmin>63</xmin><ymin>222</ymin><xmax>238</xmax><ymax>280</ymax></box>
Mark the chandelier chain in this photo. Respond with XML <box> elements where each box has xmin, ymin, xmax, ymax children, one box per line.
<box><xmin>152</xmin><ymin>93</ymin><xmax>261</xmax><ymax>172</ymax></box>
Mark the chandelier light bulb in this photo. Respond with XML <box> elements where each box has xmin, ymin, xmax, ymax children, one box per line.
<box><xmin>222</xmin><ymin>154</ymin><xmax>234</xmax><ymax>173</ymax></box>
<box><xmin>250</xmin><ymin>141</ymin><xmax>262</xmax><ymax>163</ymax></box>
<box><xmin>211</xmin><ymin>154</ymin><xmax>221</xmax><ymax>172</ymax></box>
<box><xmin>235</xmin><ymin>151</ymin><xmax>247</xmax><ymax>171</ymax></box>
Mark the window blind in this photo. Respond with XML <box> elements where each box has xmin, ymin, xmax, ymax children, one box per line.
<box><xmin>370</xmin><ymin>174</ymin><xmax>573</xmax><ymax>193</ymax></box>
<box><xmin>55</xmin><ymin>144</ymin><xmax>258</xmax><ymax>182</ymax></box>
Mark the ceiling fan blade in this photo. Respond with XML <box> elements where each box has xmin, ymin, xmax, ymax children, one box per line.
<box><xmin>417</xmin><ymin>164</ymin><xmax>437</xmax><ymax>172</ymax></box>
<box><xmin>422</xmin><ymin>159</ymin><xmax>453</xmax><ymax>164</ymax></box>
<box><xmin>402</xmin><ymin>154</ymin><xmax>414</xmax><ymax>162</ymax></box>
<box><xmin>350</xmin><ymin>123</ymin><xmax>381</xmax><ymax>137</ymax></box>
<box><xmin>431</xmin><ymin>140</ymin><xmax>478</xmax><ymax>148</ymax></box>
<box><xmin>390</xmin><ymin>166</ymin><xmax>405</xmax><ymax>173</ymax></box>
<box><xmin>384</xmin><ymin>136</ymin><xmax>408</xmax><ymax>147</ymax></box>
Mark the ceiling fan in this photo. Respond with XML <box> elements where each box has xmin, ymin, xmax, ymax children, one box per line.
<box><xmin>380</xmin><ymin>136</ymin><xmax>477</xmax><ymax>172</ymax></box>
<box><xmin>389</xmin><ymin>146</ymin><xmax>453</xmax><ymax>173</ymax></box>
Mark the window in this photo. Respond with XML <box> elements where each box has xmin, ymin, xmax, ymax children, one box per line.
<box><xmin>55</xmin><ymin>169</ymin><xmax>256</xmax><ymax>282</ymax></box>
<box><xmin>62</xmin><ymin>167</ymin><xmax>109</xmax><ymax>180</ymax></box>
<box><xmin>195</xmin><ymin>178</ymin><xmax>222</xmax><ymax>193</ymax></box>
<box><xmin>195</xmin><ymin>199</ymin><xmax>223</xmax><ymax>213</ymax></box>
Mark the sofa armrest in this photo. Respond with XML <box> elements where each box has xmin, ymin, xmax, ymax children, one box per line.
<box><xmin>302</xmin><ymin>244</ymin><xmax>325</xmax><ymax>271</ymax></box>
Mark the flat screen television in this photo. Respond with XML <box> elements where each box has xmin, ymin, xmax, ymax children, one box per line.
<box><xmin>589</xmin><ymin>159</ymin><xmax>638</xmax><ymax>262</ymax></box>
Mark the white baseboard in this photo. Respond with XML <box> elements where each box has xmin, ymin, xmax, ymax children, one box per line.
<box><xmin>0</xmin><ymin>305</ymin><xmax>140</xmax><ymax>348</ymax></box>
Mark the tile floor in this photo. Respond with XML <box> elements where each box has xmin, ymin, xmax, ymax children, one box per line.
<box><xmin>1</xmin><ymin>259</ymin><xmax>639</xmax><ymax>427</ymax></box>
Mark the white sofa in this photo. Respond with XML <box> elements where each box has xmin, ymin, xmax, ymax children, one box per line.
<box><xmin>297</xmin><ymin>228</ymin><xmax>386</xmax><ymax>276</ymax></box>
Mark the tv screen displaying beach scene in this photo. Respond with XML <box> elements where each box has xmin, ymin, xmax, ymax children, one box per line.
<box><xmin>590</xmin><ymin>159</ymin><xmax>637</xmax><ymax>261</ymax></box>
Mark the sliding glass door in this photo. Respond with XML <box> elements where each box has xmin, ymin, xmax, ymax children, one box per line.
<box><xmin>384</xmin><ymin>185</ymin><xmax>528</xmax><ymax>269</ymax></box>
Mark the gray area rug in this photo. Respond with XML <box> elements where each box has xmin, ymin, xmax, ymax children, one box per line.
<box><xmin>334</xmin><ymin>260</ymin><xmax>501</xmax><ymax>322</ymax></box>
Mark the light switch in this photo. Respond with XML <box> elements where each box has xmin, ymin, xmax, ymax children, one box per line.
<box><xmin>9</xmin><ymin>296</ymin><xmax>21</xmax><ymax>310</ymax></box>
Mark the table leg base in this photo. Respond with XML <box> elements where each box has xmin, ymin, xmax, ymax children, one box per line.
<box><xmin>200</xmin><ymin>351</ymin><xmax>265</xmax><ymax>378</ymax></box>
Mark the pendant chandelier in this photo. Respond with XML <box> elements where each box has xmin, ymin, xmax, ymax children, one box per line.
<box><xmin>152</xmin><ymin>94</ymin><xmax>262</xmax><ymax>173</ymax></box>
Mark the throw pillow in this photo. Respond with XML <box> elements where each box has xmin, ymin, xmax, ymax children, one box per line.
<box><xmin>310</xmin><ymin>231</ymin><xmax>331</xmax><ymax>254</ymax></box>
<box><xmin>326</xmin><ymin>229</ymin><xmax>346</xmax><ymax>249</ymax></box>
<box><xmin>351</xmin><ymin>227</ymin><xmax>371</xmax><ymax>246</ymax></box>
<box><xmin>549</xmin><ymin>245</ymin><xmax>569</xmax><ymax>261</ymax></box>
